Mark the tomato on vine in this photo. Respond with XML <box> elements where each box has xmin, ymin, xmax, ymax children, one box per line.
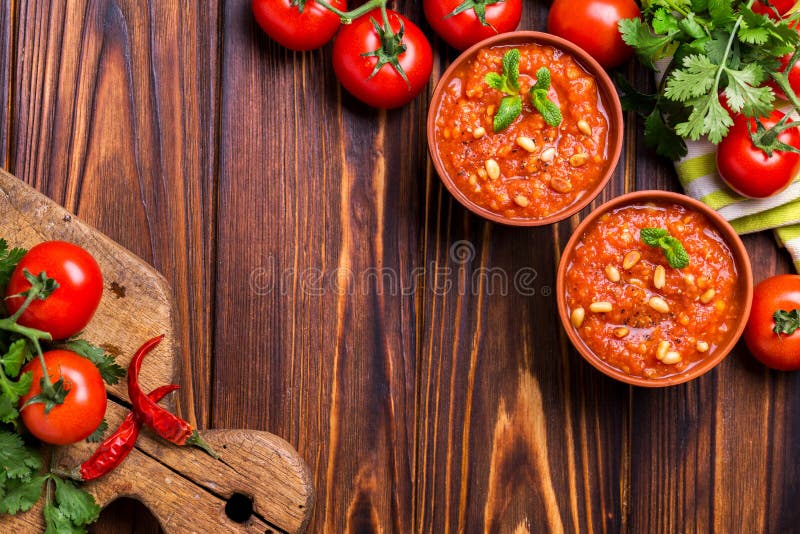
<box><xmin>716</xmin><ymin>109</ymin><xmax>800</xmax><ymax>198</ymax></box>
<box><xmin>19</xmin><ymin>350</ymin><xmax>107</xmax><ymax>445</ymax></box>
<box><xmin>752</xmin><ymin>0</ymin><xmax>796</xmax><ymax>18</ymax></box>
<box><xmin>5</xmin><ymin>241</ymin><xmax>103</xmax><ymax>341</ymax></box>
<box><xmin>252</xmin><ymin>0</ymin><xmax>346</xmax><ymax>51</ymax></box>
<box><xmin>332</xmin><ymin>8</ymin><xmax>432</xmax><ymax>108</ymax></box>
<box><xmin>423</xmin><ymin>0</ymin><xmax>522</xmax><ymax>51</ymax></box>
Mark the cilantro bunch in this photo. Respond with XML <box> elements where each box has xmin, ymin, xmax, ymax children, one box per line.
<box><xmin>0</xmin><ymin>238</ymin><xmax>123</xmax><ymax>532</ymax></box>
<box><xmin>618</xmin><ymin>0</ymin><xmax>800</xmax><ymax>159</ymax></box>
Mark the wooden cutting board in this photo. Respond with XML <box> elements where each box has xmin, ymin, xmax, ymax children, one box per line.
<box><xmin>0</xmin><ymin>168</ymin><xmax>314</xmax><ymax>533</ymax></box>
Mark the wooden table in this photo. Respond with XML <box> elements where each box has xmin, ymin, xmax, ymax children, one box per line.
<box><xmin>2</xmin><ymin>1</ymin><xmax>798</xmax><ymax>532</ymax></box>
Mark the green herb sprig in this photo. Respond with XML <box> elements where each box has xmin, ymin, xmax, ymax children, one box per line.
<box><xmin>618</xmin><ymin>1</ymin><xmax>800</xmax><ymax>160</ymax></box>
<box><xmin>640</xmin><ymin>227</ymin><xmax>690</xmax><ymax>269</ymax></box>
<box><xmin>485</xmin><ymin>49</ymin><xmax>562</xmax><ymax>131</ymax></box>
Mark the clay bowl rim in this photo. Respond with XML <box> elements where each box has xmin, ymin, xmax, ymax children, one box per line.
<box><xmin>426</xmin><ymin>30</ymin><xmax>624</xmax><ymax>227</ymax></box>
<box><xmin>555</xmin><ymin>190</ymin><xmax>754</xmax><ymax>387</ymax></box>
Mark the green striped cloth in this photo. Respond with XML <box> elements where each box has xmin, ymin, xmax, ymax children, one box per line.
<box><xmin>656</xmin><ymin>60</ymin><xmax>800</xmax><ymax>272</ymax></box>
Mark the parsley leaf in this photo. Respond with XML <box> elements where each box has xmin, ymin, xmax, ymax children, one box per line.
<box><xmin>62</xmin><ymin>339</ymin><xmax>125</xmax><ymax>385</ymax></box>
<box><xmin>640</xmin><ymin>228</ymin><xmax>690</xmax><ymax>269</ymax></box>
<box><xmin>0</xmin><ymin>239</ymin><xmax>26</xmax><ymax>290</ymax></box>
<box><xmin>772</xmin><ymin>309</ymin><xmax>800</xmax><ymax>336</ymax></box>
<box><xmin>86</xmin><ymin>419</ymin><xmax>108</xmax><ymax>443</ymax></box>
<box><xmin>529</xmin><ymin>67</ymin><xmax>562</xmax><ymax>127</ymax></box>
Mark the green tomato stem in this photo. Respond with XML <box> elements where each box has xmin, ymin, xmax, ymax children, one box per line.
<box><xmin>315</xmin><ymin>0</ymin><xmax>386</xmax><ymax>24</ymax></box>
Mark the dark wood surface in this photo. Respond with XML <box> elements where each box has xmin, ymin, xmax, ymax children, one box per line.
<box><xmin>2</xmin><ymin>1</ymin><xmax>799</xmax><ymax>532</ymax></box>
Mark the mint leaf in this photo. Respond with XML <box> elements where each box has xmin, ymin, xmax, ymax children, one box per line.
<box><xmin>62</xmin><ymin>339</ymin><xmax>125</xmax><ymax>385</ymax></box>
<box><xmin>503</xmin><ymin>48</ymin><xmax>520</xmax><ymax>92</ymax></box>
<box><xmin>640</xmin><ymin>227</ymin><xmax>669</xmax><ymax>246</ymax></box>
<box><xmin>529</xmin><ymin>68</ymin><xmax>562</xmax><ymax>127</ymax></box>
<box><xmin>773</xmin><ymin>309</ymin><xmax>800</xmax><ymax>336</ymax></box>
<box><xmin>640</xmin><ymin>228</ymin><xmax>690</xmax><ymax>269</ymax></box>
<box><xmin>52</xmin><ymin>477</ymin><xmax>101</xmax><ymax>526</ymax></box>
<box><xmin>493</xmin><ymin>95</ymin><xmax>522</xmax><ymax>132</ymax></box>
<box><xmin>485</xmin><ymin>72</ymin><xmax>504</xmax><ymax>91</ymax></box>
<box><xmin>86</xmin><ymin>419</ymin><xmax>108</xmax><ymax>443</ymax></box>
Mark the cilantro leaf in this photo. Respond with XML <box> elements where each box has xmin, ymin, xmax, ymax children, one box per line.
<box><xmin>640</xmin><ymin>228</ymin><xmax>690</xmax><ymax>269</ymax></box>
<box><xmin>665</xmin><ymin>54</ymin><xmax>718</xmax><ymax>102</ymax></box>
<box><xmin>62</xmin><ymin>339</ymin><xmax>125</xmax><ymax>385</ymax></box>
<box><xmin>723</xmin><ymin>64</ymin><xmax>774</xmax><ymax>117</ymax></box>
<box><xmin>675</xmin><ymin>93</ymin><xmax>733</xmax><ymax>143</ymax></box>
<box><xmin>52</xmin><ymin>477</ymin><xmax>100</xmax><ymax>526</ymax></box>
<box><xmin>619</xmin><ymin>17</ymin><xmax>677</xmax><ymax>69</ymax></box>
<box><xmin>529</xmin><ymin>67</ymin><xmax>562</xmax><ymax>127</ymax></box>
<box><xmin>0</xmin><ymin>369</ymin><xmax>33</xmax><ymax>401</ymax></box>
<box><xmin>2</xmin><ymin>339</ymin><xmax>30</xmax><ymax>377</ymax></box>
<box><xmin>86</xmin><ymin>419</ymin><xmax>108</xmax><ymax>443</ymax></box>
<box><xmin>652</xmin><ymin>8</ymin><xmax>680</xmax><ymax>35</ymax></box>
<box><xmin>44</xmin><ymin>502</ymin><xmax>81</xmax><ymax>534</ymax></box>
<box><xmin>645</xmin><ymin>109</ymin><xmax>688</xmax><ymax>160</ymax></box>
<box><xmin>0</xmin><ymin>474</ymin><xmax>45</xmax><ymax>515</ymax></box>
<box><xmin>0</xmin><ymin>395</ymin><xmax>19</xmax><ymax>424</ymax></box>
<box><xmin>772</xmin><ymin>309</ymin><xmax>800</xmax><ymax>336</ymax></box>
<box><xmin>493</xmin><ymin>95</ymin><xmax>522</xmax><ymax>132</ymax></box>
<box><xmin>0</xmin><ymin>239</ymin><xmax>26</xmax><ymax>290</ymax></box>
<box><xmin>0</xmin><ymin>430</ymin><xmax>43</xmax><ymax>480</ymax></box>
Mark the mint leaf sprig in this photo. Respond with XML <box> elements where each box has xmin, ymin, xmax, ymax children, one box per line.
<box><xmin>529</xmin><ymin>67</ymin><xmax>563</xmax><ymax>127</ymax></box>
<box><xmin>485</xmin><ymin>49</ymin><xmax>563</xmax><ymax>131</ymax></box>
<box><xmin>640</xmin><ymin>227</ymin><xmax>690</xmax><ymax>269</ymax></box>
<box><xmin>485</xmin><ymin>49</ymin><xmax>522</xmax><ymax>132</ymax></box>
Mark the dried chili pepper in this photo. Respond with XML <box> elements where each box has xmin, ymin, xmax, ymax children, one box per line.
<box><xmin>69</xmin><ymin>384</ymin><xmax>180</xmax><ymax>481</ymax></box>
<box><xmin>128</xmin><ymin>335</ymin><xmax>218</xmax><ymax>458</ymax></box>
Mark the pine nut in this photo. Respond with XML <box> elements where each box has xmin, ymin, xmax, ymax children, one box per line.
<box><xmin>515</xmin><ymin>136</ymin><xmax>536</xmax><ymax>152</ymax></box>
<box><xmin>648</xmin><ymin>296</ymin><xmax>670</xmax><ymax>314</ymax></box>
<box><xmin>590</xmin><ymin>301</ymin><xmax>613</xmax><ymax>313</ymax></box>
<box><xmin>486</xmin><ymin>105</ymin><xmax>495</xmax><ymax>118</ymax></box>
<box><xmin>614</xmin><ymin>327</ymin><xmax>629</xmax><ymax>338</ymax></box>
<box><xmin>550</xmin><ymin>176</ymin><xmax>572</xmax><ymax>193</ymax></box>
<box><xmin>540</xmin><ymin>147</ymin><xmax>556</xmax><ymax>163</ymax></box>
<box><xmin>577</xmin><ymin>119</ymin><xmax>592</xmax><ymax>136</ymax></box>
<box><xmin>605</xmin><ymin>265</ymin><xmax>621</xmax><ymax>283</ymax></box>
<box><xmin>571</xmin><ymin>307</ymin><xmax>585</xmax><ymax>328</ymax></box>
<box><xmin>696</xmin><ymin>340</ymin><xmax>709</xmax><ymax>353</ymax></box>
<box><xmin>656</xmin><ymin>340</ymin><xmax>671</xmax><ymax>361</ymax></box>
<box><xmin>653</xmin><ymin>265</ymin><xmax>666</xmax><ymax>289</ymax></box>
<box><xmin>623</xmin><ymin>251</ymin><xmax>641</xmax><ymax>270</ymax></box>
<box><xmin>569</xmin><ymin>153</ymin><xmax>589</xmax><ymax>167</ymax></box>
<box><xmin>473</xmin><ymin>127</ymin><xmax>486</xmax><ymax>139</ymax></box>
<box><xmin>662</xmin><ymin>351</ymin><xmax>682</xmax><ymax>365</ymax></box>
<box><xmin>700</xmin><ymin>288</ymin><xmax>716</xmax><ymax>304</ymax></box>
<box><xmin>485</xmin><ymin>159</ymin><xmax>500</xmax><ymax>180</ymax></box>
<box><xmin>513</xmin><ymin>195</ymin><xmax>530</xmax><ymax>207</ymax></box>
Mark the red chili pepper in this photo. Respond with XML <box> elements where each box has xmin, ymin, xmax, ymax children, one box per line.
<box><xmin>72</xmin><ymin>384</ymin><xmax>180</xmax><ymax>481</ymax></box>
<box><xmin>128</xmin><ymin>335</ymin><xmax>218</xmax><ymax>458</ymax></box>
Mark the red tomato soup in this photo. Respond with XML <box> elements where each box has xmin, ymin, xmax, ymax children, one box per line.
<box><xmin>564</xmin><ymin>202</ymin><xmax>740</xmax><ymax>379</ymax></box>
<box><xmin>433</xmin><ymin>43</ymin><xmax>609</xmax><ymax>220</ymax></box>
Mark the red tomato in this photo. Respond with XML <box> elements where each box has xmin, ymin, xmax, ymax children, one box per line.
<box><xmin>422</xmin><ymin>0</ymin><xmax>522</xmax><ymax>51</ymax></box>
<box><xmin>744</xmin><ymin>275</ymin><xmax>800</xmax><ymax>370</ymax></box>
<box><xmin>547</xmin><ymin>0</ymin><xmax>640</xmax><ymax>69</ymax></box>
<box><xmin>767</xmin><ymin>24</ymin><xmax>800</xmax><ymax>100</ymax></box>
<box><xmin>752</xmin><ymin>0</ymin><xmax>796</xmax><ymax>18</ymax></box>
<box><xmin>20</xmin><ymin>350</ymin><xmax>107</xmax><ymax>445</ymax></box>
<box><xmin>332</xmin><ymin>9</ymin><xmax>433</xmax><ymax>109</ymax></box>
<box><xmin>252</xmin><ymin>0</ymin><xmax>345</xmax><ymax>51</ymax></box>
<box><xmin>5</xmin><ymin>241</ymin><xmax>104</xmax><ymax>340</ymax></box>
<box><xmin>716</xmin><ymin>109</ymin><xmax>800</xmax><ymax>198</ymax></box>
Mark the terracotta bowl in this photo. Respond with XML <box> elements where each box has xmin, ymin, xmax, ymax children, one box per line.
<box><xmin>426</xmin><ymin>31</ymin><xmax>623</xmax><ymax>226</ymax></box>
<box><xmin>556</xmin><ymin>191</ymin><xmax>754</xmax><ymax>387</ymax></box>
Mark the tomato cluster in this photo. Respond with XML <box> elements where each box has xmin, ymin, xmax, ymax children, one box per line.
<box><xmin>1</xmin><ymin>241</ymin><xmax>107</xmax><ymax>445</ymax></box>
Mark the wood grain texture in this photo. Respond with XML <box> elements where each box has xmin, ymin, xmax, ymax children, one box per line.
<box><xmin>5</xmin><ymin>0</ymin><xmax>800</xmax><ymax>532</ymax></box>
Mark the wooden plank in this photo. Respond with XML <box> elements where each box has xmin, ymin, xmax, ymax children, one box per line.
<box><xmin>8</xmin><ymin>0</ymin><xmax>219</xmax><ymax>430</ymax></box>
<box><xmin>0</xmin><ymin>0</ymin><xmax>10</xmax><ymax>165</ymax></box>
